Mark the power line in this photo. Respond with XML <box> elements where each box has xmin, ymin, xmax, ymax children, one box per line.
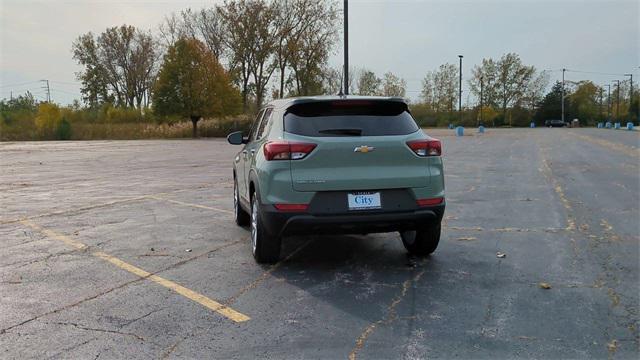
<box><xmin>0</xmin><ymin>80</ymin><xmax>40</xmax><ymax>88</ymax></box>
<box><xmin>50</xmin><ymin>88</ymin><xmax>81</xmax><ymax>96</ymax></box>
<box><xmin>50</xmin><ymin>80</ymin><xmax>81</xmax><ymax>86</ymax></box>
<box><xmin>566</xmin><ymin>69</ymin><xmax>629</xmax><ymax>77</ymax></box>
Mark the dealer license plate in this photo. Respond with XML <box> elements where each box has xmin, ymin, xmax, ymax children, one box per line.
<box><xmin>347</xmin><ymin>192</ymin><xmax>381</xmax><ymax>210</ymax></box>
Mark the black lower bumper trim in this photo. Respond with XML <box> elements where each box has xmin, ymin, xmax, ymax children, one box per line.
<box><xmin>260</xmin><ymin>205</ymin><xmax>445</xmax><ymax>237</ymax></box>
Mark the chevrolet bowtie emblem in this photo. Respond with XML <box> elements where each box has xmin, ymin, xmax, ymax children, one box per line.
<box><xmin>354</xmin><ymin>145</ymin><xmax>375</xmax><ymax>153</ymax></box>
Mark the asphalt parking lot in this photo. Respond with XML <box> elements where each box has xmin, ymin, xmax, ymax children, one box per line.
<box><xmin>1</xmin><ymin>128</ymin><xmax>639</xmax><ymax>359</ymax></box>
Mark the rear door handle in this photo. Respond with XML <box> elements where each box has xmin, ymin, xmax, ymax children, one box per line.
<box><xmin>242</xmin><ymin>150</ymin><xmax>248</xmax><ymax>159</ymax></box>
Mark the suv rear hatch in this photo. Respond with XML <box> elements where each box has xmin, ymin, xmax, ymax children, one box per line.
<box><xmin>283</xmin><ymin>99</ymin><xmax>433</xmax><ymax>192</ymax></box>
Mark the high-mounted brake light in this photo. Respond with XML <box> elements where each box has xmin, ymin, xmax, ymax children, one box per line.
<box><xmin>264</xmin><ymin>141</ymin><xmax>317</xmax><ymax>161</ymax></box>
<box><xmin>406</xmin><ymin>139</ymin><xmax>442</xmax><ymax>157</ymax></box>
<box><xmin>416</xmin><ymin>197</ymin><xmax>444</xmax><ymax>207</ymax></box>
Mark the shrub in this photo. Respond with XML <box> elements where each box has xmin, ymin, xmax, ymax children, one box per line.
<box><xmin>56</xmin><ymin>118</ymin><xmax>72</xmax><ymax>140</ymax></box>
<box><xmin>35</xmin><ymin>103</ymin><xmax>63</xmax><ymax>139</ymax></box>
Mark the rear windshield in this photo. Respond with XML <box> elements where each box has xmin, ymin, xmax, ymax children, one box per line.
<box><xmin>284</xmin><ymin>100</ymin><xmax>419</xmax><ymax>137</ymax></box>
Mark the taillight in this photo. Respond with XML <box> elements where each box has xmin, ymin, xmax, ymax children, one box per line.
<box><xmin>417</xmin><ymin>197</ymin><xmax>444</xmax><ymax>207</ymax></box>
<box><xmin>264</xmin><ymin>141</ymin><xmax>317</xmax><ymax>161</ymax></box>
<box><xmin>406</xmin><ymin>139</ymin><xmax>441</xmax><ymax>156</ymax></box>
<box><xmin>274</xmin><ymin>203</ymin><xmax>309</xmax><ymax>212</ymax></box>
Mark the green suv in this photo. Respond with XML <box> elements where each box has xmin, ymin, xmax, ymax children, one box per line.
<box><xmin>227</xmin><ymin>96</ymin><xmax>445</xmax><ymax>263</ymax></box>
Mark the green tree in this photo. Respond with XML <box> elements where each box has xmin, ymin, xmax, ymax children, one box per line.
<box><xmin>534</xmin><ymin>81</ymin><xmax>563</xmax><ymax>124</ymax></box>
<box><xmin>153</xmin><ymin>38</ymin><xmax>241</xmax><ymax>137</ymax></box>
<box><xmin>468</xmin><ymin>53</ymin><xmax>539</xmax><ymax>125</ymax></box>
<box><xmin>568</xmin><ymin>81</ymin><xmax>600</xmax><ymax>125</ymax></box>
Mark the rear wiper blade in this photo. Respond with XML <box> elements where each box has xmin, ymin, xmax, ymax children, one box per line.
<box><xmin>318</xmin><ymin>128</ymin><xmax>362</xmax><ymax>136</ymax></box>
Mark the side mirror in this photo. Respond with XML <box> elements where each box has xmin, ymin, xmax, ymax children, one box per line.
<box><xmin>227</xmin><ymin>131</ymin><xmax>246</xmax><ymax>145</ymax></box>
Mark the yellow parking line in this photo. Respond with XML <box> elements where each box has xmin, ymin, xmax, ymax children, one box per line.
<box><xmin>19</xmin><ymin>219</ymin><xmax>250</xmax><ymax>323</ymax></box>
<box><xmin>149</xmin><ymin>196</ymin><xmax>234</xmax><ymax>215</ymax></box>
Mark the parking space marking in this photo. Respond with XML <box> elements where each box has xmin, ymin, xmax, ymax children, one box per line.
<box><xmin>19</xmin><ymin>219</ymin><xmax>250</xmax><ymax>323</ymax></box>
<box><xmin>539</xmin><ymin>147</ymin><xmax>577</xmax><ymax>231</ymax></box>
<box><xmin>148</xmin><ymin>196</ymin><xmax>234</xmax><ymax>215</ymax></box>
<box><xmin>224</xmin><ymin>239</ymin><xmax>314</xmax><ymax>305</ymax></box>
<box><xmin>568</xmin><ymin>131</ymin><xmax>640</xmax><ymax>158</ymax></box>
<box><xmin>0</xmin><ymin>184</ymin><xmax>218</xmax><ymax>225</ymax></box>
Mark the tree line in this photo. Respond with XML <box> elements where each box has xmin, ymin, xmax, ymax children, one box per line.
<box><xmin>73</xmin><ymin>0</ymin><xmax>340</xmax><ymax>115</ymax></box>
<box><xmin>413</xmin><ymin>53</ymin><xmax>638</xmax><ymax>127</ymax></box>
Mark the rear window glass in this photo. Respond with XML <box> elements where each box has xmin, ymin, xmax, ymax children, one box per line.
<box><xmin>284</xmin><ymin>100</ymin><xmax>419</xmax><ymax>137</ymax></box>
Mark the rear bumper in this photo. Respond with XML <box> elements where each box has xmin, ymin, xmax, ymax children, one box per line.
<box><xmin>260</xmin><ymin>204</ymin><xmax>445</xmax><ymax>237</ymax></box>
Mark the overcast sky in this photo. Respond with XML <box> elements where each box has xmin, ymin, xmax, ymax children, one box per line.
<box><xmin>1</xmin><ymin>0</ymin><xmax>638</xmax><ymax>104</ymax></box>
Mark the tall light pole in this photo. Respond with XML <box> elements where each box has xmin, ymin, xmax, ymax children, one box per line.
<box><xmin>625</xmin><ymin>73</ymin><xmax>633</xmax><ymax>120</ymax></box>
<box><xmin>479</xmin><ymin>75</ymin><xmax>484</xmax><ymax>126</ymax></box>
<box><xmin>343</xmin><ymin>0</ymin><xmax>349</xmax><ymax>95</ymax></box>
<box><xmin>458</xmin><ymin>55</ymin><xmax>463</xmax><ymax>124</ymax></box>
<box><xmin>561</xmin><ymin>68</ymin><xmax>566</xmax><ymax>124</ymax></box>
<box><xmin>613</xmin><ymin>80</ymin><xmax>620</xmax><ymax>121</ymax></box>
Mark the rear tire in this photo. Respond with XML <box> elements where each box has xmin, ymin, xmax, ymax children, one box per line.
<box><xmin>400</xmin><ymin>223</ymin><xmax>441</xmax><ymax>256</ymax></box>
<box><xmin>250</xmin><ymin>194</ymin><xmax>281</xmax><ymax>263</ymax></box>
<box><xmin>234</xmin><ymin>179</ymin><xmax>250</xmax><ymax>226</ymax></box>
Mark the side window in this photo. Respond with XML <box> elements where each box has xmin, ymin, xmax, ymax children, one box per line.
<box><xmin>248</xmin><ymin>109</ymin><xmax>265</xmax><ymax>142</ymax></box>
<box><xmin>255</xmin><ymin>108</ymin><xmax>272</xmax><ymax>141</ymax></box>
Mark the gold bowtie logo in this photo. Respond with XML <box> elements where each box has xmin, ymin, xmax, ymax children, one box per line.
<box><xmin>354</xmin><ymin>146</ymin><xmax>375</xmax><ymax>153</ymax></box>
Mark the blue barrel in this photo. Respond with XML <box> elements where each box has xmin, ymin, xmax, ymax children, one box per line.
<box><xmin>605</xmin><ymin>122</ymin><xmax>612</xmax><ymax>129</ymax></box>
<box><xmin>455</xmin><ymin>126</ymin><xmax>464</xmax><ymax>137</ymax></box>
<box><xmin>627</xmin><ymin>122</ymin><xmax>634</xmax><ymax>131</ymax></box>
<box><xmin>448</xmin><ymin>123</ymin><xmax>454</xmax><ymax>129</ymax></box>
<box><xmin>530</xmin><ymin>122</ymin><xmax>536</xmax><ymax>128</ymax></box>
<box><xmin>478</xmin><ymin>125</ymin><xmax>485</xmax><ymax>133</ymax></box>
<box><xmin>614</xmin><ymin>122</ymin><xmax>621</xmax><ymax>129</ymax></box>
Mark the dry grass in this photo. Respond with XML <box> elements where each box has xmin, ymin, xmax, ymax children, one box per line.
<box><xmin>0</xmin><ymin>115</ymin><xmax>252</xmax><ymax>141</ymax></box>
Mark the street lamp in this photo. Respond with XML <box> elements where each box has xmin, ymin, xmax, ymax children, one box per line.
<box><xmin>458</xmin><ymin>55</ymin><xmax>463</xmax><ymax>124</ymax></box>
<box><xmin>479</xmin><ymin>75</ymin><xmax>484</xmax><ymax>126</ymax></box>
<box><xmin>625</xmin><ymin>73</ymin><xmax>633</xmax><ymax>121</ymax></box>
<box><xmin>343</xmin><ymin>0</ymin><xmax>349</xmax><ymax>95</ymax></box>
<box><xmin>561</xmin><ymin>68</ymin><xmax>566</xmax><ymax>124</ymax></box>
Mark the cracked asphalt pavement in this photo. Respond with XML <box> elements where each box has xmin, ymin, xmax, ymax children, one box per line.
<box><xmin>1</xmin><ymin>128</ymin><xmax>638</xmax><ymax>359</ymax></box>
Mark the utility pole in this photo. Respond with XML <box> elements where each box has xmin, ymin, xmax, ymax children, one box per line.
<box><xmin>458</xmin><ymin>55</ymin><xmax>463</xmax><ymax>124</ymax></box>
<box><xmin>479</xmin><ymin>76</ymin><xmax>484</xmax><ymax>126</ymax></box>
<box><xmin>625</xmin><ymin>73</ymin><xmax>633</xmax><ymax>120</ymax></box>
<box><xmin>40</xmin><ymin>79</ymin><xmax>50</xmax><ymax>102</ymax></box>
<box><xmin>343</xmin><ymin>0</ymin><xmax>349</xmax><ymax>95</ymax></box>
<box><xmin>561</xmin><ymin>68</ymin><xmax>565</xmax><ymax>124</ymax></box>
<box><xmin>613</xmin><ymin>80</ymin><xmax>620</xmax><ymax>121</ymax></box>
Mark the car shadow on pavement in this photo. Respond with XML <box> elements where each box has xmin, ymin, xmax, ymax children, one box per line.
<box><xmin>263</xmin><ymin>233</ymin><xmax>448</xmax><ymax>325</ymax></box>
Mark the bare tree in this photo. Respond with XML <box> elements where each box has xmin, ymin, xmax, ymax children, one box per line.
<box><xmin>495</xmin><ymin>53</ymin><xmax>535</xmax><ymax>123</ymax></box>
<box><xmin>286</xmin><ymin>0</ymin><xmax>339</xmax><ymax>96</ymax></box>
<box><xmin>421</xmin><ymin>63</ymin><xmax>458</xmax><ymax>111</ymax></box>
<box><xmin>73</xmin><ymin>25</ymin><xmax>158</xmax><ymax>109</ymax></box>
<box><xmin>357</xmin><ymin>69</ymin><xmax>382</xmax><ymax>96</ymax></box>
<box><xmin>246</xmin><ymin>1</ymin><xmax>277</xmax><ymax>108</ymax></box>
<box><xmin>382</xmin><ymin>72</ymin><xmax>406</xmax><ymax>97</ymax></box>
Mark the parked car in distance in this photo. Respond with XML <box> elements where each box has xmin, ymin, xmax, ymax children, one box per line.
<box><xmin>545</xmin><ymin>119</ymin><xmax>567</xmax><ymax>127</ymax></box>
<box><xmin>227</xmin><ymin>96</ymin><xmax>445</xmax><ymax>263</ymax></box>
